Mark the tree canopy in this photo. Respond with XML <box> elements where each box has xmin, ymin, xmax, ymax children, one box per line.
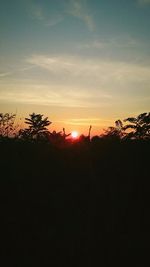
<box><xmin>19</xmin><ymin>113</ymin><xmax>52</xmax><ymax>140</ymax></box>
<box><xmin>123</xmin><ymin>112</ymin><xmax>150</xmax><ymax>139</ymax></box>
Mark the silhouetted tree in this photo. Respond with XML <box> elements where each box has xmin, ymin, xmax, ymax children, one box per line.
<box><xmin>102</xmin><ymin>119</ymin><xmax>124</xmax><ymax>141</ymax></box>
<box><xmin>123</xmin><ymin>112</ymin><xmax>150</xmax><ymax>139</ymax></box>
<box><xmin>88</xmin><ymin>125</ymin><xmax>92</xmax><ymax>140</ymax></box>
<box><xmin>102</xmin><ymin>127</ymin><xmax>121</xmax><ymax>141</ymax></box>
<box><xmin>62</xmin><ymin>128</ymin><xmax>71</xmax><ymax>139</ymax></box>
<box><xmin>0</xmin><ymin>113</ymin><xmax>16</xmax><ymax>138</ymax></box>
<box><xmin>19</xmin><ymin>113</ymin><xmax>51</xmax><ymax>140</ymax></box>
<box><xmin>77</xmin><ymin>126</ymin><xmax>92</xmax><ymax>144</ymax></box>
<box><xmin>115</xmin><ymin>119</ymin><xmax>123</xmax><ymax>130</ymax></box>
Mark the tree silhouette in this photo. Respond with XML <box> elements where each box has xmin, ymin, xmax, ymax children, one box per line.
<box><xmin>62</xmin><ymin>128</ymin><xmax>71</xmax><ymax>139</ymax></box>
<box><xmin>123</xmin><ymin>112</ymin><xmax>150</xmax><ymax>139</ymax></box>
<box><xmin>88</xmin><ymin>125</ymin><xmax>92</xmax><ymax>140</ymax></box>
<box><xmin>19</xmin><ymin>113</ymin><xmax>51</xmax><ymax>140</ymax></box>
<box><xmin>102</xmin><ymin>119</ymin><xmax>124</xmax><ymax>140</ymax></box>
<box><xmin>0</xmin><ymin>113</ymin><xmax>16</xmax><ymax>138</ymax></box>
<box><xmin>49</xmin><ymin>130</ymin><xmax>63</xmax><ymax>144</ymax></box>
<box><xmin>115</xmin><ymin>119</ymin><xmax>123</xmax><ymax>130</ymax></box>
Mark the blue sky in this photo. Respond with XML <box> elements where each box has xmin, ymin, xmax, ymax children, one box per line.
<box><xmin>0</xmin><ymin>0</ymin><xmax>150</xmax><ymax>133</ymax></box>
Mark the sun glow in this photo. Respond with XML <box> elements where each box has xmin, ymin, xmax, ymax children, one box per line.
<box><xmin>71</xmin><ymin>131</ymin><xmax>79</xmax><ymax>138</ymax></box>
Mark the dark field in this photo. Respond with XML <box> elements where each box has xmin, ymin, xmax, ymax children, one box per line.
<box><xmin>0</xmin><ymin>138</ymin><xmax>150</xmax><ymax>266</ymax></box>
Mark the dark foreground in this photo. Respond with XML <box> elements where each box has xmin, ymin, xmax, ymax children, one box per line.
<box><xmin>0</xmin><ymin>138</ymin><xmax>150</xmax><ymax>266</ymax></box>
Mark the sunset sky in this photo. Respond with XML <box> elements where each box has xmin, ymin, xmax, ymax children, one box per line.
<box><xmin>0</xmin><ymin>0</ymin><xmax>150</xmax><ymax>135</ymax></box>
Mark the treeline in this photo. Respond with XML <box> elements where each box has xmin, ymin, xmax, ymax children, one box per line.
<box><xmin>0</xmin><ymin>111</ymin><xmax>150</xmax><ymax>266</ymax></box>
<box><xmin>0</xmin><ymin>111</ymin><xmax>150</xmax><ymax>144</ymax></box>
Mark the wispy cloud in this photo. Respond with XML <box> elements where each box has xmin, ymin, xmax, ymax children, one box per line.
<box><xmin>45</xmin><ymin>14</ymin><xmax>64</xmax><ymax>27</ymax></box>
<box><xmin>138</xmin><ymin>0</ymin><xmax>150</xmax><ymax>5</ymax></box>
<box><xmin>65</xmin><ymin>117</ymin><xmax>108</xmax><ymax>126</ymax></box>
<box><xmin>1</xmin><ymin>54</ymin><xmax>150</xmax><ymax>112</ymax></box>
<box><xmin>27</xmin><ymin>54</ymin><xmax>150</xmax><ymax>88</ymax></box>
<box><xmin>0</xmin><ymin>54</ymin><xmax>143</xmax><ymax>111</ymax></box>
<box><xmin>0</xmin><ymin>72</ymin><xmax>13</xmax><ymax>78</ymax></box>
<box><xmin>0</xmin><ymin>66</ymin><xmax>34</xmax><ymax>79</ymax></box>
<box><xmin>31</xmin><ymin>5</ymin><xmax>45</xmax><ymax>21</ymax></box>
<box><xmin>78</xmin><ymin>35</ymin><xmax>141</xmax><ymax>50</ymax></box>
<box><xmin>77</xmin><ymin>40</ymin><xmax>104</xmax><ymax>49</ymax></box>
<box><xmin>30</xmin><ymin>3</ymin><xmax>64</xmax><ymax>27</ymax></box>
<box><xmin>29</xmin><ymin>0</ymin><xmax>95</xmax><ymax>30</ymax></box>
<box><xmin>66</xmin><ymin>0</ymin><xmax>95</xmax><ymax>31</ymax></box>
<box><xmin>24</xmin><ymin>54</ymin><xmax>150</xmax><ymax>111</ymax></box>
<box><xmin>0</xmin><ymin>83</ymin><xmax>107</xmax><ymax>108</ymax></box>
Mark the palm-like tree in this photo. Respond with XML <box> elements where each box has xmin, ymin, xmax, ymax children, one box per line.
<box><xmin>20</xmin><ymin>113</ymin><xmax>51</xmax><ymax>140</ymax></box>
<box><xmin>102</xmin><ymin>119</ymin><xmax>124</xmax><ymax>140</ymax></box>
<box><xmin>123</xmin><ymin>112</ymin><xmax>150</xmax><ymax>139</ymax></box>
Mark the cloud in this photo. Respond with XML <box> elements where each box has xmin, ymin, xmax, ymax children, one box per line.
<box><xmin>66</xmin><ymin>0</ymin><xmax>95</xmax><ymax>31</ymax></box>
<box><xmin>0</xmin><ymin>66</ymin><xmax>34</xmax><ymax>79</ymax></box>
<box><xmin>31</xmin><ymin>5</ymin><xmax>45</xmax><ymax>21</ymax></box>
<box><xmin>64</xmin><ymin>117</ymin><xmax>109</xmax><ymax>126</ymax></box>
<box><xmin>0</xmin><ymin>83</ymin><xmax>107</xmax><ymax>108</ymax></box>
<box><xmin>24</xmin><ymin>54</ymin><xmax>150</xmax><ymax>111</ymax></box>
<box><xmin>28</xmin><ymin>0</ymin><xmax>95</xmax><ymax>30</ymax></box>
<box><xmin>45</xmin><ymin>14</ymin><xmax>64</xmax><ymax>27</ymax></box>
<box><xmin>30</xmin><ymin>3</ymin><xmax>64</xmax><ymax>27</ymax></box>
<box><xmin>138</xmin><ymin>0</ymin><xmax>150</xmax><ymax>5</ymax></box>
<box><xmin>1</xmin><ymin>54</ymin><xmax>150</xmax><ymax>113</ymax></box>
<box><xmin>78</xmin><ymin>40</ymin><xmax>104</xmax><ymax>49</ymax></box>
<box><xmin>27</xmin><ymin>54</ymin><xmax>150</xmax><ymax>89</ymax></box>
<box><xmin>78</xmin><ymin>35</ymin><xmax>141</xmax><ymax>50</ymax></box>
<box><xmin>0</xmin><ymin>72</ymin><xmax>13</xmax><ymax>78</ymax></box>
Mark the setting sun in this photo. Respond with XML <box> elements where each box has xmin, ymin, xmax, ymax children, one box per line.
<box><xmin>71</xmin><ymin>131</ymin><xmax>79</xmax><ymax>138</ymax></box>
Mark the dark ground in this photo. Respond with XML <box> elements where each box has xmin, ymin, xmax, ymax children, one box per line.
<box><xmin>0</xmin><ymin>138</ymin><xmax>150</xmax><ymax>266</ymax></box>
